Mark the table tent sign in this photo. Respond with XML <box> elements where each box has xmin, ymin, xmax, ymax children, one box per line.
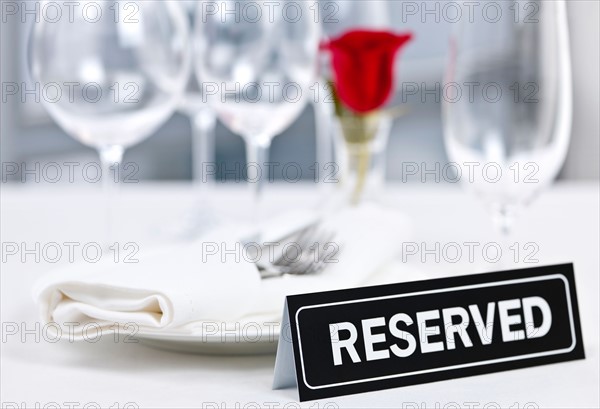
<box><xmin>273</xmin><ymin>263</ymin><xmax>585</xmax><ymax>401</ymax></box>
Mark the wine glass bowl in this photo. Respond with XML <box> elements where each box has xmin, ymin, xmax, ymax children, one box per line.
<box><xmin>31</xmin><ymin>1</ymin><xmax>191</xmax><ymax>150</ymax></box>
<box><xmin>194</xmin><ymin>4</ymin><xmax>319</xmax><ymax>146</ymax></box>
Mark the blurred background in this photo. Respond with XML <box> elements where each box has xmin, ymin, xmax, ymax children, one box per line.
<box><xmin>1</xmin><ymin>0</ymin><xmax>598</xmax><ymax>182</ymax></box>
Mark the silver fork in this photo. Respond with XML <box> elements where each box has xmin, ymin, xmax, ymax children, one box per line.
<box><xmin>256</xmin><ymin>223</ymin><xmax>339</xmax><ymax>279</ymax></box>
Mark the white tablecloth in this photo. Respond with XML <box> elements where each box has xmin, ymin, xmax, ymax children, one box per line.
<box><xmin>1</xmin><ymin>182</ymin><xmax>598</xmax><ymax>408</ymax></box>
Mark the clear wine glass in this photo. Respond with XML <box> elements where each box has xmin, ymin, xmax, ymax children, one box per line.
<box><xmin>194</xmin><ymin>0</ymin><xmax>320</xmax><ymax>227</ymax></box>
<box><xmin>443</xmin><ymin>0</ymin><xmax>572</xmax><ymax>243</ymax></box>
<box><xmin>30</xmin><ymin>1</ymin><xmax>191</xmax><ymax>245</ymax></box>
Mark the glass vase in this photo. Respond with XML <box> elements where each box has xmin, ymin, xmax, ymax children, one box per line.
<box><xmin>333</xmin><ymin>113</ymin><xmax>392</xmax><ymax>205</ymax></box>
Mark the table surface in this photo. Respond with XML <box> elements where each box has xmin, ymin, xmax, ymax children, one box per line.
<box><xmin>1</xmin><ymin>182</ymin><xmax>599</xmax><ymax>408</ymax></box>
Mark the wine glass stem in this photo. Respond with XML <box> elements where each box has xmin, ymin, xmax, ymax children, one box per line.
<box><xmin>313</xmin><ymin>94</ymin><xmax>334</xmax><ymax>196</ymax></box>
<box><xmin>492</xmin><ymin>204</ymin><xmax>516</xmax><ymax>266</ymax></box>
<box><xmin>191</xmin><ymin>108</ymin><xmax>217</xmax><ymax>186</ymax></box>
<box><xmin>99</xmin><ymin>145</ymin><xmax>124</xmax><ymax>250</ymax></box>
<box><xmin>246</xmin><ymin>139</ymin><xmax>270</xmax><ymax>231</ymax></box>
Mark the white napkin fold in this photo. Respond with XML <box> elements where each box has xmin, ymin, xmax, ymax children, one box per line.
<box><xmin>33</xmin><ymin>203</ymin><xmax>412</xmax><ymax>339</ymax></box>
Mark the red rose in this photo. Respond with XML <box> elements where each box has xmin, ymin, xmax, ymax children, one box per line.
<box><xmin>322</xmin><ymin>30</ymin><xmax>413</xmax><ymax>114</ymax></box>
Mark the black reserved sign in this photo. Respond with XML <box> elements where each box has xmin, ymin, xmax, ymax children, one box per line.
<box><xmin>272</xmin><ymin>263</ymin><xmax>585</xmax><ymax>401</ymax></box>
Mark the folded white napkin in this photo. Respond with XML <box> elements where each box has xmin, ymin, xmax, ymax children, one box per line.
<box><xmin>33</xmin><ymin>203</ymin><xmax>412</xmax><ymax>339</ymax></box>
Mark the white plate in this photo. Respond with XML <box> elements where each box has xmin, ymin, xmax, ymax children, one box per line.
<box><xmin>133</xmin><ymin>325</ymin><xmax>280</xmax><ymax>355</ymax></box>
